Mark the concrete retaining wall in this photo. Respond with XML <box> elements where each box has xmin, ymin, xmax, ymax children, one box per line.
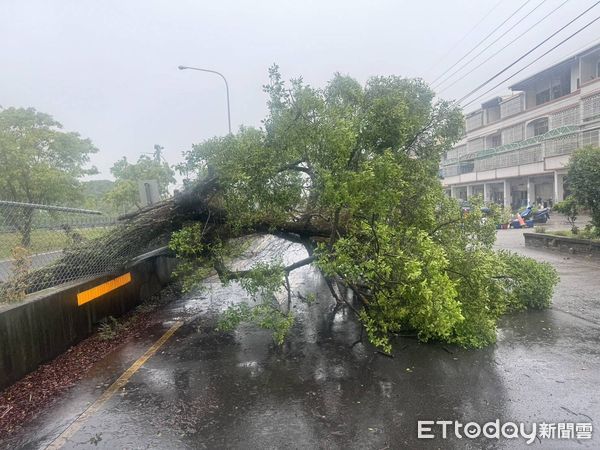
<box><xmin>0</xmin><ymin>251</ymin><xmax>176</xmax><ymax>390</ymax></box>
<box><xmin>524</xmin><ymin>232</ymin><xmax>600</xmax><ymax>259</ymax></box>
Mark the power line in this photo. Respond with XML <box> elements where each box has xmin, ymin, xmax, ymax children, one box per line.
<box><xmin>461</xmin><ymin>13</ymin><xmax>600</xmax><ymax>108</ymax></box>
<box><xmin>439</xmin><ymin>0</ymin><xmax>571</xmax><ymax>95</ymax></box>
<box><xmin>430</xmin><ymin>0</ymin><xmax>534</xmax><ymax>85</ymax></box>
<box><xmin>423</xmin><ymin>0</ymin><xmax>504</xmax><ymax>77</ymax></box>
<box><xmin>434</xmin><ymin>0</ymin><xmax>550</xmax><ymax>90</ymax></box>
<box><xmin>456</xmin><ymin>0</ymin><xmax>600</xmax><ymax>105</ymax></box>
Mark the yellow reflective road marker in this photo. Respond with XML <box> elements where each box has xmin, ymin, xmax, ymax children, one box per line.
<box><xmin>77</xmin><ymin>272</ymin><xmax>132</xmax><ymax>306</ymax></box>
<box><xmin>46</xmin><ymin>320</ymin><xmax>183</xmax><ymax>450</ymax></box>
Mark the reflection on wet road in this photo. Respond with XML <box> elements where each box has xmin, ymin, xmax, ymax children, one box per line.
<box><xmin>6</xmin><ymin>235</ymin><xmax>600</xmax><ymax>449</ymax></box>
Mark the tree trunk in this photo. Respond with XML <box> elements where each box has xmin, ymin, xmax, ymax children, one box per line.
<box><xmin>23</xmin><ymin>176</ymin><xmax>334</xmax><ymax>292</ymax></box>
<box><xmin>19</xmin><ymin>207</ymin><xmax>34</xmax><ymax>248</ymax></box>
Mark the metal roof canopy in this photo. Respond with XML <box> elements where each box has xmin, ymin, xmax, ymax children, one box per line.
<box><xmin>509</xmin><ymin>59</ymin><xmax>574</xmax><ymax>91</ymax></box>
<box><xmin>509</xmin><ymin>42</ymin><xmax>600</xmax><ymax>91</ymax></box>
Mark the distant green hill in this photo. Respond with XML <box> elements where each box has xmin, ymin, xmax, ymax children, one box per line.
<box><xmin>80</xmin><ymin>180</ymin><xmax>116</xmax><ymax>214</ymax></box>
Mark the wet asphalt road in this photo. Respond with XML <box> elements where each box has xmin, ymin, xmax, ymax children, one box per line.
<box><xmin>4</xmin><ymin>229</ymin><xmax>600</xmax><ymax>449</ymax></box>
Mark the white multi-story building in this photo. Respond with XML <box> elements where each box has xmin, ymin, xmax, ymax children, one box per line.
<box><xmin>441</xmin><ymin>43</ymin><xmax>600</xmax><ymax>210</ymax></box>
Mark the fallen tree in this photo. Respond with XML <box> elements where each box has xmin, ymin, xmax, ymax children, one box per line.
<box><xmin>21</xmin><ymin>67</ymin><xmax>559</xmax><ymax>350</ymax></box>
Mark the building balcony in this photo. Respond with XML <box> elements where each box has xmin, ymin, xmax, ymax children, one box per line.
<box><xmin>440</xmin><ymin>125</ymin><xmax>599</xmax><ymax>186</ymax></box>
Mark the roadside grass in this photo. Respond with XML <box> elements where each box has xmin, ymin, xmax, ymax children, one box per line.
<box><xmin>539</xmin><ymin>229</ymin><xmax>600</xmax><ymax>241</ymax></box>
<box><xmin>0</xmin><ymin>227</ymin><xmax>115</xmax><ymax>259</ymax></box>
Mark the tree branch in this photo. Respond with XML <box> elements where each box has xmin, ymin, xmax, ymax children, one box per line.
<box><xmin>428</xmin><ymin>216</ymin><xmax>463</xmax><ymax>236</ymax></box>
<box><xmin>276</xmin><ymin>160</ymin><xmax>312</xmax><ymax>176</ymax></box>
<box><xmin>214</xmin><ymin>256</ymin><xmax>316</xmax><ymax>282</ymax></box>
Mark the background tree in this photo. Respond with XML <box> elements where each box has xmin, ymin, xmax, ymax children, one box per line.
<box><xmin>105</xmin><ymin>151</ymin><xmax>175</xmax><ymax>212</ymax></box>
<box><xmin>0</xmin><ymin>107</ymin><xmax>98</xmax><ymax>245</ymax></box>
<box><xmin>553</xmin><ymin>196</ymin><xmax>580</xmax><ymax>234</ymax></box>
<box><xmin>79</xmin><ymin>179</ymin><xmax>116</xmax><ymax>213</ymax></box>
<box><xmin>566</xmin><ymin>146</ymin><xmax>600</xmax><ymax>235</ymax></box>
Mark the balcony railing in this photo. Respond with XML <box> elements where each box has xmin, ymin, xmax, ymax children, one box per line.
<box><xmin>441</xmin><ymin>126</ymin><xmax>578</xmax><ymax>167</ymax></box>
<box><xmin>439</xmin><ymin>125</ymin><xmax>592</xmax><ymax>176</ymax></box>
<box><xmin>582</xmin><ymin>92</ymin><xmax>600</xmax><ymax>122</ymax></box>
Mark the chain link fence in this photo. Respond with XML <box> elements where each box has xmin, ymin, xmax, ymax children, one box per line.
<box><xmin>0</xmin><ymin>201</ymin><xmax>121</xmax><ymax>302</ymax></box>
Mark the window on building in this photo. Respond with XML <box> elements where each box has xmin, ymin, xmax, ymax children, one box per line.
<box><xmin>501</xmin><ymin>95</ymin><xmax>523</xmax><ymax>117</ymax></box>
<box><xmin>536</xmin><ymin>89</ymin><xmax>550</xmax><ymax>105</ymax></box>
<box><xmin>486</xmin><ymin>133</ymin><xmax>501</xmax><ymax>149</ymax></box>
<box><xmin>466</xmin><ymin>112</ymin><xmax>483</xmax><ymax>131</ymax></box>
<box><xmin>467</xmin><ymin>138</ymin><xmax>484</xmax><ymax>153</ymax></box>
<box><xmin>552</xmin><ymin>85</ymin><xmax>561</xmax><ymax>100</ymax></box>
<box><xmin>459</xmin><ymin>162</ymin><xmax>474</xmax><ymax>174</ymax></box>
<box><xmin>582</xmin><ymin>129</ymin><xmax>599</xmax><ymax>147</ymax></box>
<box><xmin>532</xmin><ymin>118</ymin><xmax>549</xmax><ymax>136</ymax></box>
<box><xmin>502</xmin><ymin>123</ymin><xmax>524</xmax><ymax>144</ymax></box>
<box><xmin>550</xmin><ymin>71</ymin><xmax>571</xmax><ymax>100</ymax></box>
<box><xmin>486</xmin><ymin>105</ymin><xmax>501</xmax><ymax>124</ymax></box>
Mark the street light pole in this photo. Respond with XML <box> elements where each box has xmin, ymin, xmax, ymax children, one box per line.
<box><xmin>178</xmin><ymin>65</ymin><xmax>232</xmax><ymax>134</ymax></box>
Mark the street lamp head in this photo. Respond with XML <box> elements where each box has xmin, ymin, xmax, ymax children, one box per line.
<box><xmin>177</xmin><ymin>64</ymin><xmax>232</xmax><ymax>134</ymax></box>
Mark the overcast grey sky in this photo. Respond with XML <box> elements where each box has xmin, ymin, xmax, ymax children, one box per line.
<box><xmin>1</xmin><ymin>0</ymin><xmax>598</xmax><ymax>184</ymax></box>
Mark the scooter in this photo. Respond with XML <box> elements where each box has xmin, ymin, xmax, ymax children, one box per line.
<box><xmin>518</xmin><ymin>206</ymin><xmax>551</xmax><ymax>223</ymax></box>
<box><xmin>533</xmin><ymin>207</ymin><xmax>550</xmax><ymax>223</ymax></box>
